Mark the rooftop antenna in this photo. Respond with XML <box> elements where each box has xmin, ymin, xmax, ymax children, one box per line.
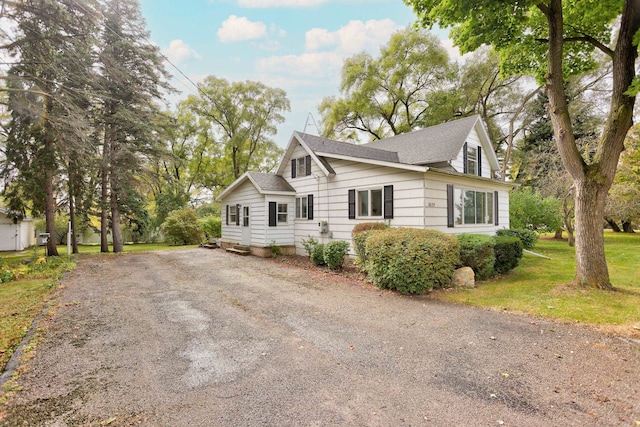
<box><xmin>303</xmin><ymin>112</ymin><xmax>320</xmax><ymax>135</ymax></box>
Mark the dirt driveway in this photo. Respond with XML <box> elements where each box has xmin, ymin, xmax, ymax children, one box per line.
<box><xmin>1</xmin><ymin>248</ymin><xmax>638</xmax><ymax>426</ymax></box>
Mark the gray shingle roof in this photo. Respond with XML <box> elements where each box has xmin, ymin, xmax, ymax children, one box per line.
<box><xmin>363</xmin><ymin>115</ymin><xmax>480</xmax><ymax>165</ymax></box>
<box><xmin>296</xmin><ymin>132</ymin><xmax>400</xmax><ymax>163</ymax></box>
<box><xmin>247</xmin><ymin>172</ymin><xmax>295</xmax><ymax>193</ymax></box>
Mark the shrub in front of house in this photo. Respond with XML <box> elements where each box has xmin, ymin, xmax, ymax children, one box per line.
<box><xmin>161</xmin><ymin>208</ymin><xmax>205</xmax><ymax>245</ymax></box>
<box><xmin>323</xmin><ymin>240</ymin><xmax>350</xmax><ymax>270</ymax></box>
<box><xmin>364</xmin><ymin>228</ymin><xmax>460</xmax><ymax>294</ymax></box>
<box><xmin>496</xmin><ymin>228</ymin><xmax>538</xmax><ymax>250</ymax></box>
<box><xmin>199</xmin><ymin>215</ymin><xmax>222</xmax><ymax>240</ymax></box>
<box><xmin>457</xmin><ymin>233</ymin><xmax>496</xmax><ymax>280</ymax></box>
<box><xmin>310</xmin><ymin>243</ymin><xmax>326</xmax><ymax>266</ymax></box>
<box><xmin>493</xmin><ymin>236</ymin><xmax>524</xmax><ymax>274</ymax></box>
<box><xmin>351</xmin><ymin>222</ymin><xmax>389</xmax><ymax>265</ymax></box>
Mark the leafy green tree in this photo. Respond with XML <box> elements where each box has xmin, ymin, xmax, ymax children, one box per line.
<box><xmin>605</xmin><ymin>124</ymin><xmax>640</xmax><ymax>232</ymax></box>
<box><xmin>406</xmin><ymin>0</ymin><xmax>640</xmax><ymax>289</ymax></box>
<box><xmin>509</xmin><ymin>188</ymin><xmax>563</xmax><ymax>232</ymax></box>
<box><xmin>319</xmin><ymin>28</ymin><xmax>454</xmax><ymax>141</ymax></box>
<box><xmin>181</xmin><ymin>77</ymin><xmax>288</xmax><ymax>189</ymax></box>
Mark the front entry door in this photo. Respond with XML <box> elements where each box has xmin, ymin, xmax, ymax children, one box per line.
<box><xmin>241</xmin><ymin>206</ymin><xmax>251</xmax><ymax>245</ymax></box>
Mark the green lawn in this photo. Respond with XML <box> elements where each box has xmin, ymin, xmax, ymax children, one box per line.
<box><xmin>431</xmin><ymin>232</ymin><xmax>640</xmax><ymax>336</ymax></box>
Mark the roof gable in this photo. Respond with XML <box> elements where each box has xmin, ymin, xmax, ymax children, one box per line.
<box><xmin>216</xmin><ymin>171</ymin><xmax>295</xmax><ymax>201</ymax></box>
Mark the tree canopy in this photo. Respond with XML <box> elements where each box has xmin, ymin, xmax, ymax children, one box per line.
<box><xmin>405</xmin><ymin>0</ymin><xmax>640</xmax><ymax>289</ymax></box>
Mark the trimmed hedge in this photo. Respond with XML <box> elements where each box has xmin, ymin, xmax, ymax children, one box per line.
<box><xmin>364</xmin><ymin>228</ymin><xmax>460</xmax><ymax>294</ymax></box>
<box><xmin>496</xmin><ymin>228</ymin><xmax>538</xmax><ymax>250</ymax></box>
<box><xmin>323</xmin><ymin>240</ymin><xmax>350</xmax><ymax>270</ymax></box>
<box><xmin>494</xmin><ymin>236</ymin><xmax>523</xmax><ymax>274</ymax></box>
<box><xmin>458</xmin><ymin>233</ymin><xmax>495</xmax><ymax>280</ymax></box>
<box><xmin>351</xmin><ymin>222</ymin><xmax>389</xmax><ymax>265</ymax></box>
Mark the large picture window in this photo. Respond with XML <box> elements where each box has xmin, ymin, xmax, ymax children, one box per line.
<box><xmin>454</xmin><ymin>189</ymin><xmax>494</xmax><ymax>225</ymax></box>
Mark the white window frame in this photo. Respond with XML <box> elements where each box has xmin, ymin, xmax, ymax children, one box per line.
<box><xmin>277</xmin><ymin>203</ymin><xmax>288</xmax><ymax>224</ymax></box>
<box><xmin>229</xmin><ymin>205</ymin><xmax>238</xmax><ymax>225</ymax></box>
<box><xmin>295</xmin><ymin>196</ymin><xmax>308</xmax><ymax>219</ymax></box>
<box><xmin>296</xmin><ymin>156</ymin><xmax>307</xmax><ymax>178</ymax></box>
<box><xmin>454</xmin><ymin>188</ymin><xmax>494</xmax><ymax>225</ymax></box>
<box><xmin>466</xmin><ymin>145</ymin><xmax>478</xmax><ymax>176</ymax></box>
<box><xmin>357</xmin><ymin>188</ymin><xmax>383</xmax><ymax>218</ymax></box>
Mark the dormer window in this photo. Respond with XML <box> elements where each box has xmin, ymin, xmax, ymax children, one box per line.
<box><xmin>463</xmin><ymin>142</ymin><xmax>482</xmax><ymax>176</ymax></box>
<box><xmin>291</xmin><ymin>155</ymin><xmax>311</xmax><ymax>178</ymax></box>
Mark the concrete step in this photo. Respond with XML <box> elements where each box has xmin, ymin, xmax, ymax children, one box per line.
<box><xmin>225</xmin><ymin>247</ymin><xmax>251</xmax><ymax>256</ymax></box>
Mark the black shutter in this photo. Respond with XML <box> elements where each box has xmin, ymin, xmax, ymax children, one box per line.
<box><xmin>348</xmin><ymin>189</ymin><xmax>356</xmax><ymax>219</ymax></box>
<box><xmin>494</xmin><ymin>191</ymin><xmax>499</xmax><ymax>226</ymax></box>
<box><xmin>477</xmin><ymin>146</ymin><xmax>482</xmax><ymax>176</ymax></box>
<box><xmin>305</xmin><ymin>155</ymin><xmax>312</xmax><ymax>176</ymax></box>
<box><xmin>268</xmin><ymin>202</ymin><xmax>277</xmax><ymax>227</ymax></box>
<box><xmin>447</xmin><ymin>184</ymin><xmax>454</xmax><ymax>228</ymax></box>
<box><xmin>308</xmin><ymin>194</ymin><xmax>314</xmax><ymax>220</ymax></box>
<box><xmin>291</xmin><ymin>159</ymin><xmax>297</xmax><ymax>178</ymax></box>
<box><xmin>226</xmin><ymin>205</ymin><xmax>229</xmax><ymax>225</ymax></box>
<box><xmin>235</xmin><ymin>205</ymin><xmax>240</xmax><ymax>226</ymax></box>
<box><xmin>463</xmin><ymin>142</ymin><xmax>468</xmax><ymax>174</ymax></box>
<box><xmin>383</xmin><ymin>185</ymin><xmax>394</xmax><ymax>219</ymax></box>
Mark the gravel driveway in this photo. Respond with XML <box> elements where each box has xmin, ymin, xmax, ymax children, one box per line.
<box><xmin>1</xmin><ymin>248</ymin><xmax>638</xmax><ymax>426</ymax></box>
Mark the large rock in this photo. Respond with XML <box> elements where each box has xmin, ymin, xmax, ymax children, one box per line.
<box><xmin>450</xmin><ymin>267</ymin><xmax>475</xmax><ymax>289</ymax></box>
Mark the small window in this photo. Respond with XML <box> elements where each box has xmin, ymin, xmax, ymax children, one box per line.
<box><xmin>229</xmin><ymin>205</ymin><xmax>238</xmax><ymax>225</ymax></box>
<box><xmin>466</xmin><ymin>146</ymin><xmax>478</xmax><ymax>176</ymax></box>
<box><xmin>277</xmin><ymin>203</ymin><xmax>288</xmax><ymax>224</ymax></box>
<box><xmin>295</xmin><ymin>196</ymin><xmax>308</xmax><ymax>219</ymax></box>
<box><xmin>357</xmin><ymin>188</ymin><xmax>383</xmax><ymax>218</ymax></box>
<box><xmin>243</xmin><ymin>206</ymin><xmax>249</xmax><ymax>227</ymax></box>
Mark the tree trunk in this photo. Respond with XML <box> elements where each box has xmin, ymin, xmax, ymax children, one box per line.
<box><xmin>43</xmin><ymin>93</ymin><xmax>59</xmax><ymax>257</ymax></box>
<box><xmin>69</xmin><ymin>192</ymin><xmax>79</xmax><ymax>254</ymax></box>
<box><xmin>110</xmin><ymin>191</ymin><xmax>124</xmax><ymax>253</ymax></box>
<box><xmin>553</xmin><ymin>228</ymin><xmax>563</xmax><ymax>239</ymax></box>
<box><xmin>622</xmin><ymin>220</ymin><xmax>635</xmax><ymax>233</ymax></box>
<box><xmin>605</xmin><ymin>218</ymin><xmax>622</xmax><ymax>232</ymax></box>
<box><xmin>541</xmin><ymin>0</ymin><xmax>640</xmax><ymax>289</ymax></box>
<box><xmin>109</xmin><ymin>136</ymin><xmax>124</xmax><ymax>253</ymax></box>
<box><xmin>100</xmin><ymin>136</ymin><xmax>110</xmax><ymax>253</ymax></box>
<box><xmin>573</xmin><ymin>180</ymin><xmax>610</xmax><ymax>288</ymax></box>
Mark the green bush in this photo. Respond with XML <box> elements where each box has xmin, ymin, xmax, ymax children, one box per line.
<box><xmin>301</xmin><ymin>236</ymin><xmax>319</xmax><ymax>257</ymax></box>
<box><xmin>365</xmin><ymin>228</ymin><xmax>460</xmax><ymax>294</ymax></box>
<box><xmin>493</xmin><ymin>236</ymin><xmax>524</xmax><ymax>274</ymax></box>
<box><xmin>496</xmin><ymin>228</ymin><xmax>538</xmax><ymax>250</ymax></box>
<box><xmin>310</xmin><ymin>243</ymin><xmax>326</xmax><ymax>266</ymax></box>
<box><xmin>509</xmin><ymin>188</ymin><xmax>562</xmax><ymax>232</ymax></box>
<box><xmin>458</xmin><ymin>234</ymin><xmax>495</xmax><ymax>280</ymax></box>
<box><xmin>161</xmin><ymin>208</ymin><xmax>204</xmax><ymax>245</ymax></box>
<box><xmin>199</xmin><ymin>215</ymin><xmax>222</xmax><ymax>239</ymax></box>
<box><xmin>323</xmin><ymin>240</ymin><xmax>350</xmax><ymax>270</ymax></box>
<box><xmin>351</xmin><ymin>222</ymin><xmax>389</xmax><ymax>265</ymax></box>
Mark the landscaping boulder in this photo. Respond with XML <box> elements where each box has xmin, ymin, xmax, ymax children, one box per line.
<box><xmin>450</xmin><ymin>267</ymin><xmax>475</xmax><ymax>289</ymax></box>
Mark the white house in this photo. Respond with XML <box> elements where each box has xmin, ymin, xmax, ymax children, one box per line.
<box><xmin>0</xmin><ymin>207</ymin><xmax>35</xmax><ymax>252</ymax></box>
<box><xmin>216</xmin><ymin>115</ymin><xmax>517</xmax><ymax>256</ymax></box>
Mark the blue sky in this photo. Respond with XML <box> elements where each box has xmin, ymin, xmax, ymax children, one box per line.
<box><xmin>138</xmin><ymin>0</ymin><xmax>457</xmax><ymax>147</ymax></box>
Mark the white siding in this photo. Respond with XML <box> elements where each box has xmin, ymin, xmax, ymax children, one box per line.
<box><xmin>220</xmin><ymin>180</ymin><xmax>267</xmax><ymax>247</ymax></box>
<box><xmin>264</xmin><ymin>196</ymin><xmax>295</xmax><ymax>246</ymax></box>
<box><xmin>424</xmin><ymin>172</ymin><xmax>510</xmax><ymax>234</ymax></box>
<box><xmin>451</xmin><ymin>127</ymin><xmax>493</xmax><ymax>178</ymax></box>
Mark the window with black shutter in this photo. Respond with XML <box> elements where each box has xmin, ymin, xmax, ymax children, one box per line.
<box><xmin>268</xmin><ymin>202</ymin><xmax>277</xmax><ymax>227</ymax></box>
<box><xmin>447</xmin><ymin>184</ymin><xmax>454</xmax><ymax>228</ymax></box>
<box><xmin>348</xmin><ymin>189</ymin><xmax>356</xmax><ymax>219</ymax></box>
<box><xmin>383</xmin><ymin>185</ymin><xmax>393</xmax><ymax>219</ymax></box>
<box><xmin>308</xmin><ymin>194</ymin><xmax>314</xmax><ymax>220</ymax></box>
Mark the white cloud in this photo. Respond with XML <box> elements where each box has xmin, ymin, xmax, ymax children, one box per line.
<box><xmin>439</xmin><ymin>38</ymin><xmax>471</xmax><ymax>63</ymax></box>
<box><xmin>163</xmin><ymin>40</ymin><xmax>202</xmax><ymax>63</ymax></box>
<box><xmin>217</xmin><ymin>15</ymin><xmax>267</xmax><ymax>43</ymax></box>
<box><xmin>305</xmin><ymin>19</ymin><xmax>400</xmax><ymax>55</ymax></box>
<box><xmin>256</xmin><ymin>52</ymin><xmax>343</xmax><ymax>80</ymax></box>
